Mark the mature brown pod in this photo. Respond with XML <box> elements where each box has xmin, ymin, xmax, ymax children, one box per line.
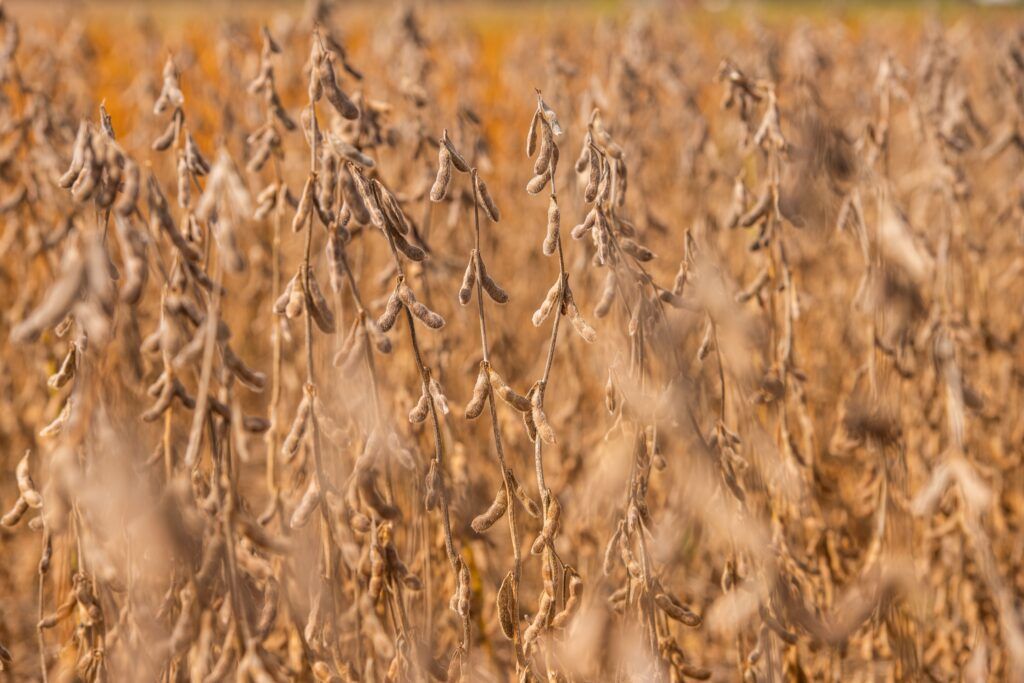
<box><xmin>464</xmin><ymin>364</ymin><xmax>489</xmax><ymax>419</ymax></box>
<box><xmin>442</xmin><ymin>129</ymin><xmax>471</xmax><ymax>173</ymax></box>
<box><xmin>534</xmin><ymin>122</ymin><xmax>554</xmax><ymax>176</ymax></box>
<box><xmin>306</xmin><ymin>269</ymin><xmax>336</xmax><ymax>334</ymax></box>
<box><xmin>281</xmin><ymin>393</ymin><xmax>312</xmax><ymax>461</ymax></box>
<box><xmin>429</xmin><ymin>145</ymin><xmax>452</xmax><ymax>202</ymax></box>
<box><xmin>1</xmin><ymin>496</ymin><xmax>28</xmax><ymax>527</ymax></box>
<box><xmin>290</xmin><ymin>479</ymin><xmax>320</xmax><ymax>529</ymax></box>
<box><xmin>654</xmin><ymin>591</ymin><xmax>702</xmax><ymax>627</ymax></box>
<box><xmin>389</xmin><ymin>227</ymin><xmax>425</xmax><ymax>262</ymax></box>
<box><xmin>594</xmin><ymin>271</ymin><xmax>616</xmax><ymax>318</ymax></box>
<box><xmin>458</xmin><ymin>251</ymin><xmax>477</xmax><ymax>306</ymax></box>
<box><xmin>526</xmin><ymin>169</ymin><xmax>551</xmax><ymax>195</ymax></box>
<box><xmin>478</xmin><ymin>258</ymin><xmax>508</xmax><ymax>304</ymax></box>
<box><xmin>532</xmin><ymin>278</ymin><xmax>562</xmax><ymax>327</ymax></box>
<box><xmin>285</xmin><ymin>277</ymin><xmax>306</xmax><ymax>319</ymax></box>
<box><xmin>530</xmin><ymin>494</ymin><xmax>561</xmax><ymax>554</ymax></box>
<box><xmin>273</xmin><ymin>274</ymin><xmax>297</xmax><ymax>316</ymax></box>
<box><xmin>526</xmin><ymin>109</ymin><xmax>541</xmax><ymax>157</ymax></box>
<box><xmin>470</xmin><ymin>483</ymin><xmax>507</xmax><ymax>533</ymax></box>
<box><xmin>321</xmin><ymin>54</ymin><xmax>360</xmax><ymax>120</ymax></box>
<box><xmin>531</xmin><ymin>385</ymin><xmax>556</xmax><ymax>445</ymax></box>
<box><xmin>292</xmin><ymin>175</ymin><xmax>314</xmax><ymax>232</ymax></box>
<box><xmin>377</xmin><ymin>291</ymin><xmax>402</xmax><ymax>332</ymax></box>
<box><xmin>543</xmin><ymin>196</ymin><xmax>560</xmax><ymax>256</ymax></box>
<box><xmin>398</xmin><ymin>284</ymin><xmax>446</xmax><ymax>329</ymax></box>
<box><xmin>424</xmin><ymin>460</ymin><xmax>441</xmax><ymax>511</ymax></box>
<box><xmin>497</xmin><ymin>571</ymin><xmax>516</xmax><ymax>640</ymax></box>
<box><xmin>428</xmin><ymin>378</ymin><xmax>450</xmax><ymax>415</ymax></box>
<box><xmin>115</xmin><ymin>159</ymin><xmax>140</xmax><ymax>216</ymax></box>
<box><xmin>486</xmin><ymin>367</ymin><xmax>531</xmax><ymax>412</ymax></box>
<box><xmin>475</xmin><ymin>174</ymin><xmax>500</xmax><ymax>222</ymax></box>
<box><xmin>550</xmin><ymin>570</ymin><xmax>582</xmax><ymax>628</ymax></box>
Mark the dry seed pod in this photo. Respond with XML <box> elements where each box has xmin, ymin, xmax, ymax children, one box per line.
<box><xmin>292</xmin><ymin>176</ymin><xmax>314</xmax><ymax>232</ymax></box>
<box><xmin>377</xmin><ymin>291</ymin><xmax>402</xmax><ymax>332</ymax></box>
<box><xmin>526</xmin><ymin>169</ymin><xmax>551</xmax><ymax>195</ymax></box>
<box><xmin>523</xmin><ymin>591</ymin><xmax>553</xmax><ymax>648</ymax></box>
<box><xmin>184</xmin><ymin>133</ymin><xmax>209</xmax><ymax>175</ymax></box>
<box><xmin>497</xmin><ymin>571</ymin><xmax>516</xmax><ymax>639</ymax></box>
<box><xmin>526</xmin><ymin>109</ymin><xmax>541</xmax><ymax>157</ymax></box>
<box><xmin>424</xmin><ymin>460</ymin><xmax>441</xmax><ymax>512</ymax></box>
<box><xmin>1</xmin><ymin>497</ymin><xmax>28</xmax><ymax>527</ymax></box>
<box><xmin>584</xmin><ymin>148</ymin><xmax>600</xmax><ymax>203</ymax></box>
<box><xmin>736</xmin><ymin>267</ymin><xmax>770</xmax><ymax>304</ymax></box>
<box><xmin>531</xmin><ymin>386</ymin><xmax>556</xmax><ymax>445</ymax></box>
<box><xmin>486</xmin><ymin>367</ymin><xmax>531</xmax><ymax>412</ymax></box>
<box><xmin>390</xmin><ymin>228</ymin><xmax>426</xmax><ymax>262</ymax></box>
<box><xmin>550</xmin><ymin>570</ymin><xmax>582</xmax><ymax>628</ymax></box>
<box><xmin>509</xmin><ymin>472</ymin><xmax>541</xmax><ymax>517</ymax></box>
<box><xmin>332</xmin><ymin>320</ymin><xmax>362</xmax><ymax>371</ymax></box>
<box><xmin>321</xmin><ymin>54</ymin><xmax>359</xmax><ymax>120</ymax></box>
<box><xmin>115</xmin><ymin>160</ymin><xmax>140</xmax><ymax>216</ymax></box>
<box><xmin>620</xmin><ymin>237</ymin><xmax>655</xmax><ymax>262</ymax></box>
<box><xmin>603</xmin><ymin>523</ymin><xmax>624</xmax><ymax>575</ymax></box>
<box><xmin>357</xmin><ymin>471</ymin><xmax>400</xmax><ymax>520</ymax></box>
<box><xmin>59</xmin><ymin>123</ymin><xmax>89</xmax><ymax>187</ymax></box>
<box><xmin>474</xmin><ymin>174</ymin><xmax>500</xmax><ymax>222</ymax></box>
<box><xmin>113</xmin><ymin>216</ymin><xmax>148</xmax><ymax>305</ymax></box>
<box><xmin>398</xmin><ymin>284</ymin><xmax>445</xmax><ymax>329</ymax></box>
<box><xmin>537</xmin><ymin>93</ymin><xmax>563</xmax><ymax>136</ymax></box>
<box><xmin>594</xmin><ymin>271</ymin><xmax>616</xmax><ymax>318</ymax></box>
<box><xmin>412</xmin><ymin>302</ymin><xmax>444</xmax><ymax>329</ymax></box>
<box><xmin>442</xmin><ymin>130</ymin><xmax>471</xmax><ymax>173</ymax></box>
<box><xmin>327</xmin><ymin>134</ymin><xmax>374</xmax><ymax>168</ymax></box>
<box><xmin>543</xmin><ymin>196</ymin><xmax>560</xmax><ymax>256</ymax></box>
<box><xmin>10</xmin><ymin>249</ymin><xmax>86</xmax><ymax>344</ymax></box>
<box><xmin>152</xmin><ymin>116</ymin><xmax>177</xmax><ymax>152</ymax></box>
<box><xmin>364</xmin><ymin>318</ymin><xmax>392</xmax><ymax>354</ymax></box>
<box><xmin>575</xmin><ymin>145</ymin><xmax>591</xmax><ymax>178</ymax></box>
<box><xmin>379</xmin><ymin>186</ymin><xmax>411</xmax><ymax>234</ymax></box>
<box><xmin>428</xmin><ymin>378</ymin><xmax>450</xmax><ymax>416</ymax></box>
<box><xmin>530</xmin><ymin>494</ymin><xmax>561</xmax><ymax>555</ymax></box>
<box><xmin>478</xmin><ymin>260</ymin><xmax>508</xmax><ymax>304</ymax></box>
<box><xmin>738</xmin><ymin>186</ymin><xmax>771</xmax><ymax>228</ymax></box>
<box><xmin>534</xmin><ymin>123</ymin><xmax>554</xmax><ymax>175</ymax></box>
<box><xmin>430</xmin><ymin>145</ymin><xmax>452</xmax><ymax>202</ymax></box>
<box><xmin>464</xmin><ymin>365</ymin><xmax>489</xmax><ymax>419</ymax></box>
<box><xmin>654</xmin><ymin>591</ymin><xmax>702</xmax><ymax>627</ymax></box>
<box><xmin>470</xmin><ymin>483</ymin><xmax>508</xmax><ymax>533</ymax></box>
<box><xmin>326</xmin><ymin>231</ymin><xmax>348</xmax><ymax>294</ymax></box>
<box><xmin>282</xmin><ymin>393</ymin><xmax>312</xmax><ymax>461</ymax></box>
<box><xmin>454</xmin><ymin>560</ymin><xmax>471</xmax><ymax>617</ymax></box>
<box><xmin>458</xmin><ymin>251</ymin><xmax>476</xmax><ymax>305</ymax></box>
<box><xmin>285</xmin><ymin>277</ymin><xmax>306</xmax><ymax>319</ymax></box>
<box><xmin>16</xmin><ymin>452</ymin><xmax>42</xmax><ymax>509</ymax></box>
<box><xmin>290</xmin><ymin>479</ymin><xmax>320</xmax><ymax>529</ymax></box>
<box><xmin>566</xmin><ymin>297</ymin><xmax>597</xmax><ymax>343</ymax></box>
<box><xmin>522</xmin><ymin>403</ymin><xmax>538</xmax><ymax>442</ymax></box>
<box><xmin>532</xmin><ymin>279</ymin><xmax>562</xmax><ymax>327</ymax></box>
<box><xmin>273</xmin><ymin>274</ymin><xmax>297</xmax><ymax>315</ymax></box>
<box><xmin>305</xmin><ymin>269</ymin><xmax>336</xmax><ymax>334</ymax></box>
<box><xmin>409</xmin><ymin>385</ymin><xmax>430</xmax><ymax>423</ymax></box>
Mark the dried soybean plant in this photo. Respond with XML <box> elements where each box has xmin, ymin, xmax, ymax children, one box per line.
<box><xmin>517</xmin><ymin>91</ymin><xmax>595</xmax><ymax>677</ymax></box>
<box><xmin>3</xmin><ymin>3</ymin><xmax>1024</xmax><ymax>682</ymax></box>
<box><xmin>565</xmin><ymin>103</ymin><xmax>712</xmax><ymax>681</ymax></box>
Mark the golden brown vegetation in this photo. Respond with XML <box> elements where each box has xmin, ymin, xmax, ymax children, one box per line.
<box><xmin>0</xmin><ymin>1</ymin><xmax>1023</xmax><ymax>681</ymax></box>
